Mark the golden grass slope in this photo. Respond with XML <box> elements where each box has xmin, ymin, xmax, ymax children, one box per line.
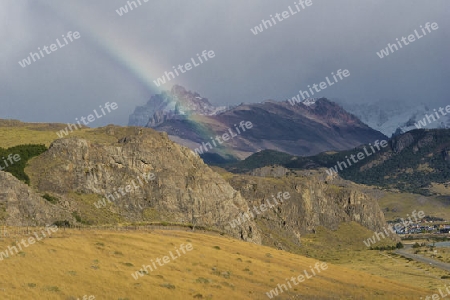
<box><xmin>0</xmin><ymin>229</ymin><xmax>432</xmax><ymax>300</ymax></box>
<box><xmin>0</xmin><ymin>120</ymin><xmax>147</xmax><ymax>149</ymax></box>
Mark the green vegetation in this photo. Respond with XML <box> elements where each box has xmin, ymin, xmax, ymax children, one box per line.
<box><xmin>369</xmin><ymin>243</ymin><xmax>403</xmax><ymax>251</ymax></box>
<box><xmin>0</xmin><ymin>144</ymin><xmax>47</xmax><ymax>184</ymax></box>
<box><xmin>225</xmin><ymin>150</ymin><xmax>293</xmax><ymax>172</ymax></box>
<box><xmin>42</xmin><ymin>193</ymin><xmax>58</xmax><ymax>204</ymax></box>
<box><xmin>71</xmin><ymin>211</ymin><xmax>93</xmax><ymax>225</ymax></box>
<box><xmin>53</xmin><ymin>220</ymin><xmax>71</xmax><ymax>227</ymax></box>
<box><xmin>224</xmin><ymin>129</ymin><xmax>450</xmax><ymax>195</ymax></box>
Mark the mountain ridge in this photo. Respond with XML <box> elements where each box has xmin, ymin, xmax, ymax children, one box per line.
<box><xmin>129</xmin><ymin>86</ymin><xmax>387</xmax><ymax>160</ymax></box>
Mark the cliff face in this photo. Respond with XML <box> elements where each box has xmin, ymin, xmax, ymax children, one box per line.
<box><xmin>226</xmin><ymin>170</ymin><xmax>387</xmax><ymax>250</ymax></box>
<box><xmin>0</xmin><ymin>171</ymin><xmax>72</xmax><ymax>226</ymax></box>
<box><xmin>25</xmin><ymin>127</ymin><xmax>260</xmax><ymax>243</ymax></box>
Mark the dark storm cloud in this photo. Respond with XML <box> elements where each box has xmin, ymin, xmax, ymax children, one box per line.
<box><xmin>1</xmin><ymin>0</ymin><xmax>449</xmax><ymax>126</ymax></box>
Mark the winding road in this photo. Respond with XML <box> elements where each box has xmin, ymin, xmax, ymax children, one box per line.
<box><xmin>395</xmin><ymin>245</ymin><xmax>450</xmax><ymax>272</ymax></box>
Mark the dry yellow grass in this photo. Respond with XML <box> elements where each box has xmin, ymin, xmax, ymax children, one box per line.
<box><xmin>0</xmin><ymin>121</ymin><xmax>147</xmax><ymax>149</ymax></box>
<box><xmin>288</xmin><ymin>222</ymin><xmax>450</xmax><ymax>293</ymax></box>
<box><xmin>0</xmin><ymin>228</ymin><xmax>434</xmax><ymax>300</ymax></box>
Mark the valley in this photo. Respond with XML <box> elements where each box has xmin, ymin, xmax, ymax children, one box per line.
<box><xmin>1</xmin><ymin>119</ymin><xmax>449</xmax><ymax>299</ymax></box>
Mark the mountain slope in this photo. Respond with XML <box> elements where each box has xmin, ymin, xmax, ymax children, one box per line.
<box><xmin>226</xmin><ymin>129</ymin><xmax>450</xmax><ymax>195</ymax></box>
<box><xmin>0</xmin><ymin>228</ymin><xmax>432</xmax><ymax>300</ymax></box>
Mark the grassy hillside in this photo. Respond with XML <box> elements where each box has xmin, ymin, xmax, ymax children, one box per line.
<box><xmin>297</xmin><ymin>223</ymin><xmax>450</xmax><ymax>293</ymax></box>
<box><xmin>0</xmin><ymin>120</ymin><xmax>140</xmax><ymax>149</ymax></box>
<box><xmin>0</xmin><ymin>228</ymin><xmax>435</xmax><ymax>300</ymax></box>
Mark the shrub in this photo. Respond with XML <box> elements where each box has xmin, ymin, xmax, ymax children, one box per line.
<box><xmin>160</xmin><ymin>283</ymin><xmax>175</xmax><ymax>289</ymax></box>
<box><xmin>71</xmin><ymin>212</ymin><xmax>93</xmax><ymax>225</ymax></box>
<box><xmin>53</xmin><ymin>220</ymin><xmax>70</xmax><ymax>227</ymax></box>
<box><xmin>42</xmin><ymin>193</ymin><xmax>58</xmax><ymax>204</ymax></box>
<box><xmin>0</xmin><ymin>144</ymin><xmax>47</xmax><ymax>184</ymax></box>
<box><xmin>72</xmin><ymin>212</ymin><xmax>82</xmax><ymax>223</ymax></box>
<box><xmin>45</xmin><ymin>286</ymin><xmax>60</xmax><ymax>292</ymax></box>
<box><xmin>196</xmin><ymin>277</ymin><xmax>210</xmax><ymax>284</ymax></box>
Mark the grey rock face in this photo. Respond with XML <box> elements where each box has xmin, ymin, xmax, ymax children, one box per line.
<box><xmin>0</xmin><ymin>171</ymin><xmax>72</xmax><ymax>226</ymax></box>
<box><xmin>27</xmin><ymin>129</ymin><xmax>260</xmax><ymax>243</ymax></box>
<box><xmin>227</xmin><ymin>171</ymin><xmax>388</xmax><ymax>249</ymax></box>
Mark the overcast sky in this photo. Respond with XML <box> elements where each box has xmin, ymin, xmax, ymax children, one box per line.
<box><xmin>1</xmin><ymin>0</ymin><xmax>449</xmax><ymax>126</ymax></box>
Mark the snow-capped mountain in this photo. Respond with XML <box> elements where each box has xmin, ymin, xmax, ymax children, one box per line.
<box><xmin>335</xmin><ymin>99</ymin><xmax>450</xmax><ymax>137</ymax></box>
<box><xmin>128</xmin><ymin>85</ymin><xmax>229</xmax><ymax>127</ymax></box>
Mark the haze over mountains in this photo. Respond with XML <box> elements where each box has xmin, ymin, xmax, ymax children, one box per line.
<box><xmin>337</xmin><ymin>99</ymin><xmax>450</xmax><ymax>137</ymax></box>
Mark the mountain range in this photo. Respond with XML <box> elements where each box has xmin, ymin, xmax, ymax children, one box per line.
<box><xmin>129</xmin><ymin>85</ymin><xmax>386</xmax><ymax>161</ymax></box>
<box><xmin>336</xmin><ymin>99</ymin><xmax>450</xmax><ymax>137</ymax></box>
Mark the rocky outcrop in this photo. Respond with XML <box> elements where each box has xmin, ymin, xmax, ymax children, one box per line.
<box><xmin>392</xmin><ymin>132</ymin><xmax>415</xmax><ymax>153</ymax></box>
<box><xmin>26</xmin><ymin>127</ymin><xmax>260</xmax><ymax>243</ymax></box>
<box><xmin>227</xmin><ymin>170</ymin><xmax>387</xmax><ymax>250</ymax></box>
<box><xmin>0</xmin><ymin>171</ymin><xmax>72</xmax><ymax>226</ymax></box>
